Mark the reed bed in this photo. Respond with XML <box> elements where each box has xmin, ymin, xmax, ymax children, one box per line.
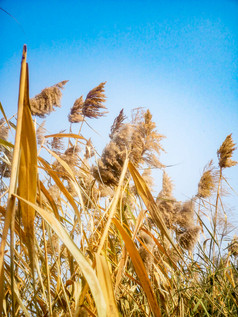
<box><xmin>0</xmin><ymin>46</ymin><xmax>237</xmax><ymax>316</ymax></box>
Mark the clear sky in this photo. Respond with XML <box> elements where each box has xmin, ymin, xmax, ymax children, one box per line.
<box><xmin>0</xmin><ymin>0</ymin><xmax>238</xmax><ymax>226</ymax></box>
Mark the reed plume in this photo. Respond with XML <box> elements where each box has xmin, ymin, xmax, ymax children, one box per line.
<box><xmin>36</xmin><ymin>120</ymin><xmax>46</xmax><ymax>145</ymax></box>
<box><xmin>228</xmin><ymin>235</ymin><xmax>238</xmax><ymax>258</ymax></box>
<box><xmin>68</xmin><ymin>96</ymin><xmax>84</xmax><ymax>123</ymax></box>
<box><xmin>50</xmin><ymin>132</ymin><xmax>65</xmax><ymax>154</ymax></box>
<box><xmin>109</xmin><ymin>109</ymin><xmax>126</xmax><ymax>139</ymax></box>
<box><xmin>0</xmin><ymin>118</ymin><xmax>9</xmax><ymax>143</ymax></box>
<box><xmin>82</xmin><ymin>82</ymin><xmax>107</xmax><ymax>119</ymax></box>
<box><xmin>30</xmin><ymin>80</ymin><xmax>68</xmax><ymax>117</ymax></box>
<box><xmin>93</xmin><ymin>109</ymin><xmax>164</xmax><ymax>186</ymax></box>
<box><xmin>217</xmin><ymin>134</ymin><xmax>237</xmax><ymax>168</ymax></box>
<box><xmin>0</xmin><ymin>118</ymin><xmax>11</xmax><ymax>178</ymax></box>
<box><xmin>197</xmin><ymin>160</ymin><xmax>217</xmax><ymax>198</ymax></box>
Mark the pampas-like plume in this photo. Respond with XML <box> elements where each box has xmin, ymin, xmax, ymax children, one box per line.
<box><xmin>156</xmin><ymin>171</ymin><xmax>176</xmax><ymax>229</ymax></box>
<box><xmin>228</xmin><ymin>235</ymin><xmax>238</xmax><ymax>258</ymax></box>
<box><xmin>217</xmin><ymin>134</ymin><xmax>237</xmax><ymax>168</ymax></box>
<box><xmin>138</xmin><ymin>231</ymin><xmax>155</xmax><ymax>273</ymax></box>
<box><xmin>177</xmin><ymin>226</ymin><xmax>200</xmax><ymax>252</ymax></box>
<box><xmin>92</xmin><ymin>124</ymin><xmax>142</xmax><ymax>185</ymax></box>
<box><xmin>134</xmin><ymin>109</ymin><xmax>165</xmax><ymax>168</ymax></box>
<box><xmin>109</xmin><ymin>109</ymin><xmax>126</xmax><ymax>139</ymax></box>
<box><xmin>85</xmin><ymin>138</ymin><xmax>94</xmax><ymax>159</ymax></box>
<box><xmin>197</xmin><ymin>160</ymin><xmax>217</xmax><ymax>198</ymax></box>
<box><xmin>0</xmin><ymin>118</ymin><xmax>9</xmax><ymax>142</ymax></box>
<box><xmin>68</xmin><ymin>96</ymin><xmax>84</xmax><ymax>123</ymax></box>
<box><xmin>82</xmin><ymin>82</ymin><xmax>107</xmax><ymax>119</ymax></box>
<box><xmin>0</xmin><ymin>118</ymin><xmax>11</xmax><ymax>178</ymax></box>
<box><xmin>175</xmin><ymin>200</ymin><xmax>195</xmax><ymax>228</ymax></box>
<box><xmin>30</xmin><ymin>80</ymin><xmax>68</xmax><ymax>118</ymax></box>
<box><xmin>50</xmin><ymin>131</ymin><xmax>65</xmax><ymax>154</ymax></box>
<box><xmin>36</xmin><ymin>121</ymin><xmax>46</xmax><ymax>145</ymax></box>
<box><xmin>92</xmin><ymin>109</ymin><xmax>164</xmax><ymax>186</ymax></box>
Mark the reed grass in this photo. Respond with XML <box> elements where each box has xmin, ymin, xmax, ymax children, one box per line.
<box><xmin>0</xmin><ymin>45</ymin><xmax>237</xmax><ymax>316</ymax></box>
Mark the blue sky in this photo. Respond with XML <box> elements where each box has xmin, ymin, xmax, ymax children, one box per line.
<box><xmin>0</xmin><ymin>0</ymin><xmax>238</xmax><ymax>226</ymax></box>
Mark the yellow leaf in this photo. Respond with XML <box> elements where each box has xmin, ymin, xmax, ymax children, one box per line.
<box><xmin>96</xmin><ymin>254</ymin><xmax>119</xmax><ymax>317</ymax></box>
<box><xmin>112</xmin><ymin>218</ymin><xmax>161</xmax><ymax>317</ymax></box>
<box><xmin>128</xmin><ymin>161</ymin><xmax>183</xmax><ymax>261</ymax></box>
<box><xmin>45</xmin><ymin>133</ymin><xmax>86</xmax><ymax>140</ymax></box>
<box><xmin>18</xmin><ymin>64</ymin><xmax>37</xmax><ymax>266</ymax></box>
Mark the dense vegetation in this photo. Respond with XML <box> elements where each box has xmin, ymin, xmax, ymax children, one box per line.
<box><xmin>0</xmin><ymin>46</ymin><xmax>237</xmax><ymax>316</ymax></box>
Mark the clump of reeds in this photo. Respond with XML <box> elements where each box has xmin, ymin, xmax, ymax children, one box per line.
<box><xmin>92</xmin><ymin>108</ymin><xmax>164</xmax><ymax>186</ymax></box>
<box><xmin>2</xmin><ymin>57</ymin><xmax>238</xmax><ymax>317</ymax></box>
<box><xmin>30</xmin><ymin>80</ymin><xmax>68</xmax><ymax>117</ymax></box>
<box><xmin>155</xmin><ymin>171</ymin><xmax>200</xmax><ymax>251</ymax></box>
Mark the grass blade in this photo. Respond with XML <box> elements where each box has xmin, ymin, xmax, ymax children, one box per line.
<box><xmin>112</xmin><ymin>218</ymin><xmax>161</xmax><ymax>317</ymax></box>
<box><xmin>95</xmin><ymin>254</ymin><xmax>119</xmax><ymax>316</ymax></box>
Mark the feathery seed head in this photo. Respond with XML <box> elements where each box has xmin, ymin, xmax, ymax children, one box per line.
<box><xmin>197</xmin><ymin>160</ymin><xmax>217</xmax><ymax>198</ymax></box>
<box><xmin>68</xmin><ymin>96</ymin><xmax>84</xmax><ymax>123</ymax></box>
<box><xmin>217</xmin><ymin>134</ymin><xmax>237</xmax><ymax>168</ymax></box>
<box><xmin>0</xmin><ymin>118</ymin><xmax>9</xmax><ymax>141</ymax></box>
<box><xmin>36</xmin><ymin>121</ymin><xmax>46</xmax><ymax>145</ymax></box>
<box><xmin>30</xmin><ymin>80</ymin><xmax>68</xmax><ymax>118</ymax></box>
<box><xmin>177</xmin><ymin>226</ymin><xmax>200</xmax><ymax>252</ymax></box>
<box><xmin>82</xmin><ymin>82</ymin><xmax>108</xmax><ymax>119</ymax></box>
<box><xmin>109</xmin><ymin>108</ymin><xmax>126</xmax><ymax>139</ymax></box>
<box><xmin>228</xmin><ymin>235</ymin><xmax>238</xmax><ymax>258</ymax></box>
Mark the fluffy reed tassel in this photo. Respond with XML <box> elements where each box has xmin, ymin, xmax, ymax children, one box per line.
<box><xmin>135</xmin><ymin>109</ymin><xmax>165</xmax><ymax>168</ymax></box>
<box><xmin>228</xmin><ymin>235</ymin><xmax>238</xmax><ymax>258</ymax></box>
<box><xmin>217</xmin><ymin>134</ymin><xmax>237</xmax><ymax>168</ymax></box>
<box><xmin>68</xmin><ymin>96</ymin><xmax>84</xmax><ymax>123</ymax></box>
<box><xmin>50</xmin><ymin>132</ymin><xmax>65</xmax><ymax>154</ymax></box>
<box><xmin>36</xmin><ymin>121</ymin><xmax>46</xmax><ymax>145</ymax></box>
<box><xmin>92</xmin><ymin>124</ymin><xmax>143</xmax><ymax>185</ymax></box>
<box><xmin>93</xmin><ymin>109</ymin><xmax>164</xmax><ymax>186</ymax></box>
<box><xmin>156</xmin><ymin>172</ymin><xmax>177</xmax><ymax>229</ymax></box>
<box><xmin>138</xmin><ymin>231</ymin><xmax>155</xmax><ymax>273</ymax></box>
<box><xmin>0</xmin><ymin>118</ymin><xmax>9</xmax><ymax>143</ymax></box>
<box><xmin>109</xmin><ymin>109</ymin><xmax>126</xmax><ymax>139</ymax></box>
<box><xmin>0</xmin><ymin>118</ymin><xmax>12</xmax><ymax>178</ymax></box>
<box><xmin>53</xmin><ymin>146</ymin><xmax>80</xmax><ymax>178</ymax></box>
<box><xmin>82</xmin><ymin>82</ymin><xmax>107</xmax><ymax>119</ymax></box>
<box><xmin>85</xmin><ymin>138</ymin><xmax>94</xmax><ymax>159</ymax></box>
<box><xmin>177</xmin><ymin>226</ymin><xmax>200</xmax><ymax>252</ymax></box>
<box><xmin>30</xmin><ymin>80</ymin><xmax>68</xmax><ymax>118</ymax></box>
<box><xmin>197</xmin><ymin>160</ymin><xmax>216</xmax><ymax>198</ymax></box>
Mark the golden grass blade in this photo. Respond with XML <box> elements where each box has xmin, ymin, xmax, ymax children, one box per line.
<box><xmin>18</xmin><ymin>63</ymin><xmax>38</xmax><ymax>268</ymax></box>
<box><xmin>128</xmin><ymin>161</ymin><xmax>183</xmax><ymax>260</ymax></box>
<box><xmin>0</xmin><ymin>45</ymin><xmax>27</xmax><ymax>316</ymax></box>
<box><xmin>97</xmin><ymin>157</ymin><xmax>128</xmax><ymax>254</ymax></box>
<box><xmin>0</xmin><ymin>102</ymin><xmax>12</xmax><ymax>130</ymax></box>
<box><xmin>0</xmin><ymin>138</ymin><xmax>14</xmax><ymax>149</ymax></box>
<box><xmin>112</xmin><ymin>218</ymin><xmax>161</xmax><ymax>317</ymax></box>
<box><xmin>38</xmin><ymin>156</ymin><xmax>81</xmax><ymax>221</ymax></box>
<box><xmin>95</xmin><ymin>254</ymin><xmax>119</xmax><ymax>317</ymax></box>
<box><xmin>13</xmin><ymin>193</ymin><xmax>107</xmax><ymax>317</ymax></box>
<box><xmin>45</xmin><ymin>133</ymin><xmax>86</xmax><ymax>140</ymax></box>
<box><xmin>115</xmin><ymin>209</ymin><xmax>145</xmax><ymax>292</ymax></box>
<box><xmin>39</xmin><ymin>180</ymin><xmax>60</xmax><ymax>221</ymax></box>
